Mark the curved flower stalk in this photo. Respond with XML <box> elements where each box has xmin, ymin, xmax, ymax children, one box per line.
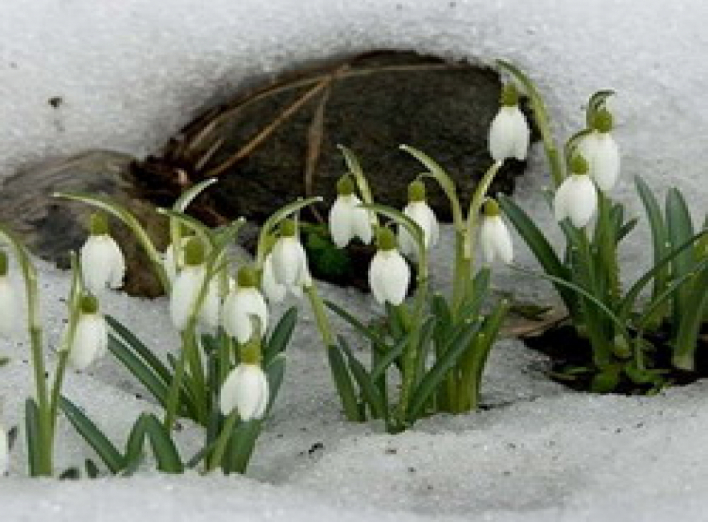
<box><xmin>398</xmin><ymin>180</ymin><xmax>439</xmax><ymax>260</ymax></box>
<box><xmin>79</xmin><ymin>213</ymin><xmax>126</xmax><ymax>295</ymax></box>
<box><xmin>577</xmin><ymin>108</ymin><xmax>620</xmax><ymax>192</ymax></box>
<box><xmin>479</xmin><ymin>199</ymin><xmax>513</xmax><ymax>265</ymax></box>
<box><xmin>553</xmin><ymin>154</ymin><xmax>598</xmax><ymax>228</ymax></box>
<box><xmin>328</xmin><ymin>175</ymin><xmax>372</xmax><ymax>248</ymax></box>
<box><xmin>488</xmin><ymin>83</ymin><xmax>531</xmax><ymax>162</ymax></box>
<box><xmin>67</xmin><ymin>295</ymin><xmax>108</xmax><ymax>371</ymax></box>
<box><xmin>222</xmin><ymin>266</ymin><xmax>269</xmax><ymax>344</ymax></box>
<box><xmin>369</xmin><ymin>228</ymin><xmax>410</xmax><ymax>306</ymax></box>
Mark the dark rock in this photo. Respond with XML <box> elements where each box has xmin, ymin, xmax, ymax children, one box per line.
<box><xmin>0</xmin><ymin>151</ymin><xmax>168</xmax><ymax>297</ymax></box>
<box><xmin>131</xmin><ymin>50</ymin><xmax>531</xmax><ymax>226</ymax></box>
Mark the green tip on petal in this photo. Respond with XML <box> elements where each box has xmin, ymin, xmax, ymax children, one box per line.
<box><xmin>280</xmin><ymin>219</ymin><xmax>297</xmax><ymax>237</ymax></box>
<box><xmin>79</xmin><ymin>294</ymin><xmax>99</xmax><ymax>314</ymax></box>
<box><xmin>240</xmin><ymin>340</ymin><xmax>262</xmax><ymax>364</ymax></box>
<box><xmin>483</xmin><ymin>198</ymin><xmax>501</xmax><ymax>217</ymax></box>
<box><xmin>184</xmin><ymin>237</ymin><xmax>205</xmax><ymax>266</ymax></box>
<box><xmin>500</xmin><ymin>83</ymin><xmax>519</xmax><ymax>106</ymax></box>
<box><xmin>237</xmin><ymin>266</ymin><xmax>258</xmax><ymax>288</ymax></box>
<box><xmin>0</xmin><ymin>251</ymin><xmax>7</xmax><ymax>276</ymax></box>
<box><xmin>570</xmin><ymin>154</ymin><xmax>589</xmax><ymax>175</ymax></box>
<box><xmin>592</xmin><ymin>108</ymin><xmax>613</xmax><ymax>133</ymax></box>
<box><xmin>89</xmin><ymin>213</ymin><xmax>109</xmax><ymax>236</ymax></box>
<box><xmin>336</xmin><ymin>175</ymin><xmax>355</xmax><ymax>196</ymax></box>
<box><xmin>408</xmin><ymin>180</ymin><xmax>426</xmax><ymax>202</ymax></box>
<box><xmin>376</xmin><ymin>227</ymin><xmax>397</xmax><ymax>251</ymax></box>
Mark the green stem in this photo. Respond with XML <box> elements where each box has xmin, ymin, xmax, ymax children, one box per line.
<box><xmin>207</xmin><ymin>411</ymin><xmax>238</xmax><ymax>472</ymax></box>
<box><xmin>164</xmin><ymin>341</ymin><xmax>188</xmax><ymax>430</ymax></box>
<box><xmin>305</xmin><ymin>284</ymin><xmax>335</xmax><ymax>347</ymax></box>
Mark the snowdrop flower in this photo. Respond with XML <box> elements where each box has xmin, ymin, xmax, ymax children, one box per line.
<box><xmin>398</xmin><ymin>180</ymin><xmax>439</xmax><ymax>259</ymax></box>
<box><xmin>270</xmin><ymin>219</ymin><xmax>310</xmax><ymax>294</ymax></box>
<box><xmin>554</xmin><ymin>155</ymin><xmax>598</xmax><ymax>228</ymax></box>
<box><xmin>0</xmin><ymin>252</ymin><xmax>17</xmax><ymax>339</ymax></box>
<box><xmin>261</xmin><ymin>253</ymin><xmax>287</xmax><ymax>303</ymax></box>
<box><xmin>328</xmin><ymin>176</ymin><xmax>372</xmax><ymax>248</ymax></box>
<box><xmin>488</xmin><ymin>83</ymin><xmax>530</xmax><ymax>161</ymax></box>
<box><xmin>577</xmin><ymin>108</ymin><xmax>620</xmax><ymax>192</ymax></box>
<box><xmin>219</xmin><ymin>340</ymin><xmax>269</xmax><ymax>420</ymax></box>
<box><xmin>369</xmin><ymin>228</ymin><xmax>410</xmax><ymax>306</ymax></box>
<box><xmin>222</xmin><ymin>266</ymin><xmax>269</xmax><ymax>344</ymax></box>
<box><xmin>80</xmin><ymin>213</ymin><xmax>125</xmax><ymax>295</ymax></box>
<box><xmin>479</xmin><ymin>199</ymin><xmax>513</xmax><ymax>265</ymax></box>
<box><xmin>67</xmin><ymin>295</ymin><xmax>108</xmax><ymax>370</ymax></box>
<box><xmin>0</xmin><ymin>422</ymin><xmax>7</xmax><ymax>475</ymax></box>
<box><xmin>169</xmin><ymin>238</ymin><xmax>220</xmax><ymax>331</ymax></box>
<box><xmin>163</xmin><ymin>235</ymin><xmax>194</xmax><ymax>283</ymax></box>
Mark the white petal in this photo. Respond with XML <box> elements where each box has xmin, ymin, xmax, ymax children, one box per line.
<box><xmin>80</xmin><ymin>235</ymin><xmax>125</xmax><ymax>295</ymax></box>
<box><xmin>0</xmin><ymin>277</ymin><xmax>16</xmax><ymax>338</ymax></box>
<box><xmin>350</xmin><ymin>206</ymin><xmax>373</xmax><ymax>245</ymax></box>
<box><xmin>261</xmin><ymin>254</ymin><xmax>286</xmax><ymax>303</ymax></box>
<box><xmin>581</xmin><ymin>132</ymin><xmax>620</xmax><ymax>192</ymax></box>
<box><xmin>553</xmin><ymin>177</ymin><xmax>572</xmax><ymax>223</ymax></box>
<box><xmin>568</xmin><ymin>175</ymin><xmax>598</xmax><ymax>227</ymax></box>
<box><xmin>479</xmin><ymin>216</ymin><xmax>513</xmax><ymax>264</ymax></box>
<box><xmin>198</xmin><ymin>279</ymin><xmax>221</xmax><ymax>332</ymax></box>
<box><xmin>219</xmin><ymin>364</ymin><xmax>269</xmax><ymax>420</ymax></box>
<box><xmin>397</xmin><ymin>225</ymin><xmax>417</xmax><ymax>259</ymax></box>
<box><xmin>68</xmin><ymin>313</ymin><xmax>108</xmax><ymax>370</ymax></box>
<box><xmin>0</xmin><ymin>425</ymin><xmax>8</xmax><ymax>475</ymax></box>
<box><xmin>329</xmin><ymin>196</ymin><xmax>355</xmax><ymax>248</ymax></box>
<box><xmin>222</xmin><ymin>287</ymin><xmax>268</xmax><ymax>343</ymax></box>
<box><xmin>272</xmin><ymin>237</ymin><xmax>307</xmax><ymax>287</ymax></box>
<box><xmin>169</xmin><ymin>265</ymin><xmax>206</xmax><ymax>331</ymax></box>
<box><xmin>489</xmin><ymin>106</ymin><xmax>530</xmax><ymax>161</ymax></box>
<box><xmin>369</xmin><ymin>250</ymin><xmax>409</xmax><ymax>305</ymax></box>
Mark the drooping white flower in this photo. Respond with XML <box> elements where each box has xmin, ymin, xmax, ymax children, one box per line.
<box><xmin>488</xmin><ymin>83</ymin><xmax>530</xmax><ymax>162</ymax></box>
<box><xmin>479</xmin><ymin>199</ymin><xmax>513</xmax><ymax>265</ymax></box>
<box><xmin>328</xmin><ymin>176</ymin><xmax>373</xmax><ymax>248</ymax></box>
<box><xmin>554</xmin><ymin>155</ymin><xmax>598</xmax><ymax>228</ymax></box>
<box><xmin>222</xmin><ymin>267</ymin><xmax>269</xmax><ymax>344</ymax></box>
<box><xmin>219</xmin><ymin>363</ymin><xmax>269</xmax><ymax>420</ymax></box>
<box><xmin>0</xmin><ymin>423</ymin><xmax>8</xmax><ymax>475</ymax></box>
<box><xmin>577</xmin><ymin>109</ymin><xmax>620</xmax><ymax>192</ymax></box>
<box><xmin>169</xmin><ymin>238</ymin><xmax>220</xmax><ymax>331</ymax></box>
<box><xmin>270</xmin><ymin>219</ymin><xmax>310</xmax><ymax>294</ymax></box>
<box><xmin>80</xmin><ymin>214</ymin><xmax>125</xmax><ymax>295</ymax></box>
<box><xmin>369</xmin><ymin>228</ymin><xmax>410</xmax><ymax>306</ymax></box>
<box><xmin>398</xmin><ymin>180</ymin><xmax>439</xmax><ymax>259</ymax></box>
<box><xmin>0</xmin><ymin>252</ymin><xmax>17</xmax><ymax>339</ymax></box>
<box><xmin>261</xmin><ymin>253</ymin><xmax>287</xmax><ymax>303</ymax></box>
<box><xmin>67</xmin><ymin>295</ymin><xmax>108</xmax><ymax>371</ymax></box>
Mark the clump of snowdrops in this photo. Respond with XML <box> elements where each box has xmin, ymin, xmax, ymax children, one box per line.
<box><xmin>494</xmin><ymin>61</ymin><xmax>708</xmax><ymax>393</ymax></box>
<box><xmin>0</xmin><ymin>179</ymin><xmax>314</xmax><ymax>476</ymax></box>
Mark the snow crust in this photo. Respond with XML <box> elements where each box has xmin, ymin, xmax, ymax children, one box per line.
<box><xmin>1</xmin><ymin>0</ymin><xmax>708</xmax><ymax>520</ymax></box>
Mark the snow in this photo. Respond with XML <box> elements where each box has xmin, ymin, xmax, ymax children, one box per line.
<box><xmin>1</xmin><ymin>0</ymin><xmax>708</xmax><ymax>520</ymax></box>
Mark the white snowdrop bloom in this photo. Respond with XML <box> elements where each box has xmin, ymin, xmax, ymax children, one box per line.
<box><xmin>67</xmin><ymin>295</ymin><xmax>108</xmax><ymax>371</ymax></box>
<box><xmin>270</xmin><ymin>219</ymin><xmax>309</xmax><ymax>293</ymax></box>
<box><xmin>80</xmin><ymin>214</ymin><xmax>125</xmax><ymax>295</ymax></box>
<box><xmin>0</xmin><ymin>423</ymin><xmax>8</xmax><ymax>475</ymax></box>
<box><xmin>577</xmin><ymin>109</ymin><xmax>620</xmax><ymax>192</ymax></box>
<box><xmin>222</xmin><ymin>267</ymin><xmax>268</xmax><ymax>344</ymax></box>
<box><xmin>369</xmin><ymin>229</ymin><xmax>410</xmax><ymax>306</ymax></box>
<box><xmin>488</xmin><ymin>84</ymin><xmax>530</xmax><ymax>162</ymax></box>
<box><xmin>261</xmin><ymin>253</ymin><xmax>287</xmax><ymax>303</ymax></box>
<box><xmin>554</xmin><ymin>155</ymin><xmax>598</xmax><ymax>228</ymax></box>
<box><xmin>219</xmin><ymin>363</ymin><xmax>269</xmax><ymax>420</ymax></box>
<box><xmin>163</xmin><ymin>236</ymin><xmax>193</xmax><ymax>283</ymax></box>
<box><xmin>479</xmin><ymin>199</ymin><xmax>513</xmax><ymax>265</ymax></box>
<box><xmin>328</xmin><ymin>176</ymin><xmax>372</xmax><ymax>248</ymax></box>
<box><xmin>169</xmin><ymin>238</ymin><xmax>219</xmax><ymax>331</ymax></box>
<box><xmin>0</xmin><ymin>252</ymin><xmax>17</xmax><ymax>339</ymax></box>
<box><xmin>398</xmin><ymin>181</ymin><xmax>439</xmax><ymax>259</ymax></box>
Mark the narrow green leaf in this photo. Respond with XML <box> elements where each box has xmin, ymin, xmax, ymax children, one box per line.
<box><xmin>123</xmin><ymin>414</ymin><xmax>149</xmax><ymax>475</ymax></box>
<box><xmin>327</xmin><ymin>345</ymin><xmax>363</xmax><ymax>422</ymax></box>
<box><xmin>106</xmin><ymin>315</ymin><xmax>172</xmax><ymax>384</ymax></box>
<box><xmin>672</xmin><ymin>263</ymin><xmax>708</xmax><ymax>370</ymax></box>
<box><xmin>224</xmin><ymin>419</ymin><xmax>262</xmax><ymax>474</ymax></box>
<box><xmin>174</xmin><ymin>178</ymin><xmax>218</xmax><ymax>213</ymax></box>
<box><xmin>60</xmin><ymin>396</ymin><xmax>124</xmax><ymax>474</ymax></box>
<box><xmin>338</xmin><ymin>336</ymin><xmax>385</xmax><ymax>419</ymax></box>
<box><xmin>264</xmin><ymin>354</ymin><xmax>287</xmax><ymax>414</ymax></box>
<box><xmin>85</xmin><ymin>459</ymin><xmax>100</xmax><ymax>478</ymax></box>
<box><xmin>24</xmin><ymin>399</ymin><xmax>41</xmax><ymax>477</ymax></box>
<box><xmin>325</xmin><ymin>300</ymin><xmax>390</xmax><ymax>351</ymax></box>
<box><xmin>107</xmin><ymin>335</ymin><xmax>170</xmax><ymax>408</ymax></box>
<box><xmin>141</xmin><ymin>414</ymin><xmax>184</xmax><ymax>473</ymax></box>
<box><xmin>666</xmin><ymin>187</ymin><xmax>696</xmax><ymax>328</ymax></box>
<box><xmin>264</xmin><ymin>307</ymin><xmax>297</xmax><ymax>364</ymax></box>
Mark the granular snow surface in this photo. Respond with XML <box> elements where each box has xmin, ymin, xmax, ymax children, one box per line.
<box><xmin>1</xmin><ymin>0</ymin><xmax>708</xmax><ymax>520</ymax></box>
